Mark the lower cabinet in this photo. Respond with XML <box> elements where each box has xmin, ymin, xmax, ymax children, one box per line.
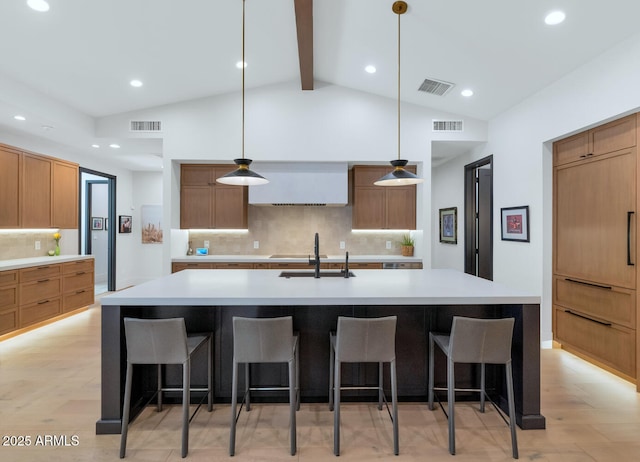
<box><xmin>0</xmin><ymin>258</ymin><xmax>94</xmax><ymax>337</ymax></box>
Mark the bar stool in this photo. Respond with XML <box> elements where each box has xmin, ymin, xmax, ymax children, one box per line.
<box><xmin>428</xmin><ymin>316</ymin><xmax>518</xmax><ymax>459</ymax></box>
<box><xmin>120</xmin><ymin>317</ymin><xmax>213</xmax><ymax>459</ymax></box>
<box><xmin>329</xmin><ymin>316</ymin><xmax>398</xmax><ymax>456</ymax></box>
<box><xmin>229</xmin><ymin>316</ymin><xmax>299</xmax><ymax>456</ymax></box>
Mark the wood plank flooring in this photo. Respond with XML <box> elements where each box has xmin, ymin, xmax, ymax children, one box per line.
<box><xmin>1</xmin><ymin>301</ymin><xmax>639</xmax><ymax>461</ymax></box>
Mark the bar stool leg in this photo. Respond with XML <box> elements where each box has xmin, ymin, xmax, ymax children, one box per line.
<box><xmin>480</xmin><ymin>363</ymin><xmax>486</xmax><ymax>413</ymax></box>
<box><xmin>289</xmin><ymin>357</ymin><xmax>297</xmax><ymax>455</ymax></box>
<box><xmin>229</xmin><ymin>361</ymin><xmax>238</xmax><ymax>456</ymax></box>
<box><xmin>295</xmin><ymin>336</ymin><xmax>300</xmax><ymax>411</ymax></box>
<box><xmin>157</xmin><ymin>364</ymin><xmax>163</xmax><ymax>412</ymax></box>
<box><xmin>506</xmin><ymin>361</ymin><xmax>519</xmax><ymax>459</ymax></box>
<box><xmin>208</xmin><ymin>336</ymin><xmax>213</xmax><ymax>412</ymax></box>
<box><xmin>447</xmin><ymin>356</ymin><xmax>456</xmax><ymax>455</ymax></box>
<box><xmin>391</xmin><ymin>359</ymin><xmax>399</xmax><ymax>456</ymax></box>
<box><xmin>329</xmin><ymin>334</ymin><xmax>335</xmax><ymax>411</ymax></box>
<box><xmin>333</xmin><ymin>358</ymin><xmax>341</xmax><ymax>456</ymax></box>
<box><xmin>378</xmin><ymin>362</ymin><xmax>383</xmax><ymax>410</ymax></box>
<box><xmin>181</xmin><ymin>358</ymin><xmax>190</xmax><ymax>458</ymax></box>
<box><xmin>427</xmin><ymin>333</ymin><xmax>435</xmax><ymax>410</ymax></box>
<box><xmin>245</xmin><ymin>363</ymin><xmax>251</xmax><ymax>411</ymax></box>
<box><xmin>119</xmin><ymin>362</ymin><xmax>133</xmax><ymax>459</ymax></box>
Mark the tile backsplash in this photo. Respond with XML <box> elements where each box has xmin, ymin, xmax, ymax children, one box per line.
<box><xmin>187</xmin><ymin>205</ymin><xmax>416</xmax><ymax>256</ymax></box>
<box><xmin>0</xmin><ymin>230</ymin><xmax>70</xmax><ymax>260</ymax></box>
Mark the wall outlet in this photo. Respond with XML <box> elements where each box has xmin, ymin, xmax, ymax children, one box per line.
<box><xmin>204</xmin><ymin>240</ymin><xmax>210</xmax><ymax>248</ymax></box>
<box><xmin>386</xmin><ymin>240</ymin><xmax>392</xmax><ymax>249</ymax></box>
<box><xmin>35</xmin><ymin>240</ymin><xmax>41</xmax><ymax>250</ymax></box>
<box><xmin>253</xmin><ymin>240</ymin><xmax>259</xmax><ymax>249</ymax></box>
<box><xmin>339</xmin><ymin>241</ymin><xmax>345</xmax><ymax>249</ymax></box>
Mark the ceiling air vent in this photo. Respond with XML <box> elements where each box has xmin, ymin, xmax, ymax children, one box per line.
<box><xmin>432</xmin><ymin>120</ymin><xmax>464</xmax><ymax>132</ymax></box>
<box><xmin>130</xmin><ymin>120</ymin><xmax>162</xmax><ymax>132</ymax></box>
<box><xmin>418</xmin><ymin>78</ymin><xmax>455</xmax><ymax>96</ymax></box>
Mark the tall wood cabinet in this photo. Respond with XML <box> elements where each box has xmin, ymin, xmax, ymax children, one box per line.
<box><xmin>352</xmin><ymin>165</ymin><xmax>417</xmax><ymax>230</ymax></box>
<box><xmin>180</xmin><ymin>164</ymin><xmax>248</xmax><ymax>229</ymax></box>
<box><xmin>0</xmin><ymin>143</ymin><xmax>79</xmax><ymax>229</ymax></box>
<box><xmin>553</xmin><ymin>113</ymin><xmax>639</xmax><ymax>387</ymax></box>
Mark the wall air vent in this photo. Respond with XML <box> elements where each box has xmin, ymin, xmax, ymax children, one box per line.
<box><xmin>130</xmin><ymin>120</ymin><xmax>162</xmax><ymax>132</ymax></box>
<box><xmin>418</xmin><ymin>78</ymin><xmax>455</xmax><ymax>96</ymax></box>
<box><xmin>271</xmin><ymin>203</ymin><xmax>327</xmax><ymax>207</ymax></box>
<box><xmin>432</xmin><ymin>120</ymin><xmax>464</xmax><ymax>132</ymax></box>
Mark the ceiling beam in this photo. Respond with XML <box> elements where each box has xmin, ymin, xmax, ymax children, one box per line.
<box><xmin>294</xmin><ymin>0</ymin><xmax>313</xmax><ymax>90</ymax></box>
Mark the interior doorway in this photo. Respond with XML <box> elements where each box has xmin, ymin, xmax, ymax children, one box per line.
<box><xmin>80</xmin><ymin>168</ymin><xmax>116</xmax><ymax>294</ymax></box>
<box><xmin>464</xmin><ymin>155</ymin><xmax>493</xmax><ymax>280</ymax></box>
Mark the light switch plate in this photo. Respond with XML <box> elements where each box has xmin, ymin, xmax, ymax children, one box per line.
<box><xmin>339</xmin><ymin>241</ymin><xmax>345</xmax><ymax>249</ymax></box>
<box><xmin>35</xmin><ymin>240</ymin><xmax>41</xmax><ymax>250</ymax></box>
<box><xmin>386</xmin><ymin>240</ymin><xmax>392</xmax><ymax>249</ymax></box>
<box><xmin>253</xmin><ymin>241</ymin><xmax>259</xmax><ymax>249</ymax></box>
<box><xmin>204</xmin><ymin>240</ymin><xmax>210</xmax><ymax>248</ymax></box>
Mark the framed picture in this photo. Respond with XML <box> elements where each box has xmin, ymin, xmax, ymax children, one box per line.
<box><xmin>439</xmin><ymin>207</ymin><xmax>457</xmax><ymax>244</ymax></box>
<box><xmin>91</xmin><ymin>217</ymin><xmax>103</xmax><ymax>230</ymax></box>
<box><xmin>141</xmin><ymin>205</ymin><xmax>163</xmax><ymax>244</ymax></box>
<box><xmin>119</xmin><ymin>215</ymin><xmax>132</xmax><ymax>234</ymax></box>
<box><xmin>501</xmin><ymin>206</ymin><xmax>530</xmax><ymax>242</ymax></box>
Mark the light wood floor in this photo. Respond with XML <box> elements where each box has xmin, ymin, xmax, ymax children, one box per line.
<box><xmin>1</xmin><ymin>302</ymin><xmax>640</xmax><ymax>461</ymax></box>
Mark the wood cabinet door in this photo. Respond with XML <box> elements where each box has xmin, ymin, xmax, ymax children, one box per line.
<box><xmin>554</xmin><ymin>148</ymin><xmax>636</xmax><ymax>288</ymax></box>
<box><xmin>352</xmin><ymin>187</ymin><xmax>385</xmax><ymax>229</ymax></box>
<box><xmin>21</xmin><ymin>154</ymin><xmax>52</xmax><ymax>228</ymax></box>
<box><xmin>214</xmin><ymin>186</ymin><xmax>247</xmax><ymax>229</ymax></box>
<box><xmin>0</xmin><ymin>146</ymin><xmax>20</xmax><ymax>227</ymax></box>
<box><xmin>52</xmin><ymin>161</ymin><xmax>78</xmax><ymax>229</ymax></box>
<box><xmin>554</xmin><ymin>131</ymin><xmax>590</xmax><ymax>166</ymax></box>
<box><xmin>386</xmin><ymin>187</ymin><xmax>416</xmax><ymax>229</ymax></box>
<box><xmin>181</xmin><ymin>186</ymin><xmax>213</xmax><ymax>228</ymax></box>
<box><xmin>590</xmin><ymin>113</ymin><xmax>636</xmax><ymax>156</ymax></box>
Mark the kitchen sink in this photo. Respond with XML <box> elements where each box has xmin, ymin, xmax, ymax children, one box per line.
<box><xmin>279</xmin><ymin>271</ymin><xmax>355</xmax><ymax>278</ymax></box>
<box><xmin>270</xmin><ymin>254</ymin><xmax>327</xmax><ymax>259</ymax></box>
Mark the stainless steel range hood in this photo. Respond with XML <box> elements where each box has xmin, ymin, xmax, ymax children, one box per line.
<box><xmin>248</xmin><ymin>162</ymin><xmax>348</xmax><ymax>206</ymax></box>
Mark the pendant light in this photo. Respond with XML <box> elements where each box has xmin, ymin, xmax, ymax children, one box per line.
<box><xmin>374</xmin><ymin>1</ymin><xmax>424</xmax><ymax>187</ymax></box>
<box><xmin>217</xmin><ymin>0</ymin><xmax>268</xmax><ymax>186</ymax></box>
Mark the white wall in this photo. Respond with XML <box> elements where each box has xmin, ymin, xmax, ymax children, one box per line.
<box><xmin>431</xmin><ymin>31</ymin><xmax>640</xmax><ymax>343</ymax></box>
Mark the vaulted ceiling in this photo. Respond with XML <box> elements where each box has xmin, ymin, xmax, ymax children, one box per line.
<box><xmin>1</xmin><ymin>0</ymin><xmax>639</xmax><ymax>169</ymax></box>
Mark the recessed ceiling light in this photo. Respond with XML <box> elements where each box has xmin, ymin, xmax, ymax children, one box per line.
<box><xmin>236</xmin><ymin>61</ymin><xmax>247</xmax><ymax>69</ymax></box>
<box><xmin>461</xmin><ymin>89</ymin><xmax>474</xmax><ymax>97</ymax></box>
<box><xmin>91</xmin><ymin>144</ymin><xmax>100</xmax><ymax>148</ymax></box>
<box><xmin>109</xmin><ymin>144</ymin><xmax>121</xmax><ymax>149</ymax></box>
<box><xmin>365</xmin><ymin>65</ymin><xmax>377</xmax><ymax>74</ymax></box>
<box><xmin>14</xmin><ymin>115</ymin><xmax>26</xmax><ymax>121</ymax></box>
<box><xmin>27</xmin><ymin>0</ymin><xmax>50</xmax><ymax>12</ymax></box>
<box><xmin>130</xmin><ymin>79</ymin><xmax>143</xmax><ymax>88</ymax></box>
<box><xmin>545</xmin><ymin>11</ymin><xmax>566</xmax><ymax>25</ymax></box>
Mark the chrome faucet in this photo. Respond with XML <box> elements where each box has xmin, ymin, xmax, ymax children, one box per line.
<box><xmin>343</xmin><ymin>251</ymin><xmax>350</xmax><ymax>278</ymax></box>
<box><xmin>309</xmin><ymin>232</ymin><xmax>320</xmax><ymax>278</ymax></box>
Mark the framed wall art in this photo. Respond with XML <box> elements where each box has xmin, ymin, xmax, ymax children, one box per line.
<box><xmin>501</xmin><ymin>206</ymin><xmax>530</xmax><ymax>242</ymax></box>
<box><xmin>439</xmin><ymin>207</ymin><xmax>457</xmax><ymax>244</ymax></box>
<box><xmin>91</xmin><ymin>217</ymin><xmax>103</xmax><ymax>230</ymax></box>
<box><xmin>119</xmin><ymin>215</ymin><xmax>132</xmax><ymax>234</ymax></box>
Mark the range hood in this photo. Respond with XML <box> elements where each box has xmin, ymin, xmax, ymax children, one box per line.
<box><xmin>248</xmin><ymin>162</ymin><xmax>348</xmax><ymax>206</ymax></box>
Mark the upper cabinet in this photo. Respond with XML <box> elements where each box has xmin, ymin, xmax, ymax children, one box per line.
<box><xmin>352</xmin><ymin>165</ymin><xmax>416</xmax><ymax>230</ymax></box>
<box><xmin>0</xmin><ymin>145</ymin><xmax>21</xmax><ymax>228</ymax></box>
<box><xmin>180</xmin><ymin>164</ymin><xmax>248</xmax><ymax>229</ymax></box>
<box><xmin>0</xmin><ymin>143</ymin><xmax>79</xmax><ymax>229</ymax></box>
<box><xmin>554</xmin><ymin>114</ymin><xmax>636</xmax><ymax>166</ymax></box>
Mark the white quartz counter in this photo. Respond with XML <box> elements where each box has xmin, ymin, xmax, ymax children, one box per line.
<box><xmin>0</xmin><ymin>255</ymin><xmax>94</xmax><ymax>271</ymax></box>
<box><xmin>171</xmin><ymin>254</ymin><xmax>422</xmax><ymax>264</ymax></box>
<box><xmin>102</xmin><ymin>268</ymin><xmax>539</xmax><ymax>306</ymax></box>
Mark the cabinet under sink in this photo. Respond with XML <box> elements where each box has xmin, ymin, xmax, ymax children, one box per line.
<box><xmin>279</xmin><ymin>271</ymin><xmax>355</xmax><ymax>278</ymax></box>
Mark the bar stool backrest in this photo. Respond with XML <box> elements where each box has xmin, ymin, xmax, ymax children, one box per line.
<box><xmin>449</xmin><ymin>317</ymin><xmax>514</xmax><ymax>364</ymax></box>
<box><xmin>123</xmin><ymin>317</ymin><xmax>189</xmax><ymax>365</ymax></box>
<box><xmin>335</xmin><ymin>316</ymin><xmax>397</xmax><ymax>363</ymax></box>
<box><xmin>233</xmin><ymin>316</ymin><xmax>294</xmax><ymax>363</ymax></box>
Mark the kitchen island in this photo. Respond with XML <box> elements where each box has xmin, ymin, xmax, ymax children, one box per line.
<box><xmin>97</xmin><ymin>268</ymin><xmax>544</xmax><ymax>434</ymax></box>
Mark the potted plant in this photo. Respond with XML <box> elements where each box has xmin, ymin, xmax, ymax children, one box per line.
<box><xmin>400</xmin><ymin>234</ymin><xmax>414</xmax><ymax>256</ymax></box>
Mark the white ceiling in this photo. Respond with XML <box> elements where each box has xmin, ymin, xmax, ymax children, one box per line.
<box><xmin>1</xmin><ymin>0</ymin><xmax>640</xmax><ymax>170</ymax></box>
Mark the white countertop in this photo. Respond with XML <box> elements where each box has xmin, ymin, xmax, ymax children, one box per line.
<box><xmin>172</xmin><ymin>254</ymin><xmax>422</xmax><ymax>264</ymax></box>
<box><xmin>102</xmin><ymin>268</ymin><xmax>539</xmax><ymax>306</ymax></box>
<box><xmin>0</xmin><ymin>255</ymin><xmax>94</xmax><ymax>271</ymax></box>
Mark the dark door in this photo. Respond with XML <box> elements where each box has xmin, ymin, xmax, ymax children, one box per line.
<box><xmin>464</xmin><ymin>156</ymin><xmax>493</xmax><ymax>280</ymax></box>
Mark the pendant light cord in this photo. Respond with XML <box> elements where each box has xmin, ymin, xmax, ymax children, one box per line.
<box><xmin>396</xmin><ymin>9</ymin><xmax>401</xmax><ymax>161</ymax></box>
<box><xmin>241</xmin><ymin>0</ymin><xmax>246</xmax><ymax>160</ymax></box>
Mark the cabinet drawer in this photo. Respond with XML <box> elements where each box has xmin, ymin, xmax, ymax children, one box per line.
<box><xmin>213</xmin><ymin>263</ymin><xmax>255</xmax><ymax>269</ymax></box>
<box><xmin>63</xmin><ymin>259</ymin><xmax>94</xmax><ymax>274</ymax></box>
<box><xmin>172</xmin><ymin>263</ymin><xmax>214</xmax><ymax>272</ymax></box>
<box><xmin>253</xmin><ymin>263</ymin><xmax>270</xmax><ymax>269</ymax></box>
<box><xmin>19</xmin><ymin>277</ymin><xmax>62</xmax><ymax>306</ymax></box>
<box><xmin>20</xmin><ymin>298</ymin><xmax>61</xmax><ymax>328</ymax></box>
<box><xmin>0</xmin><ymin>285</ymin><xmax>18</xmax><ymax>310</ymax></box>
<box><xmin>63</xmin><ymin>289</ymin><xmax>94</xmax><ymax>313</ymax></box>
<box><xmin>554</xmin><ymin>277</ymin><xmax>635</xmax><ymax>328</ymax></box>
<box><xmin>554</xmin><ymin>308</ymin><xmax>636</xmax><ymax>378</ymax></box>
<box><xmin>20</xmin><ymin>264</ymin><xmax>61</xmax><ymax>283</ymax></box>
<box><xmin>0</xmin><ymin>308</ymin><xmax>18</xmax><ymax>335</ymax></box>
<box><xmin>0</xmin><ymin>270</ymin><xmax>17</xmax><ymax>286</ymax></box>
<box><xmin>268</xmin><ymin>262</ymin><xmax>315</xmax><ymax>270</ymax></box>
<box><xmin>63</xmin><ymin>271</ymin><xmax>94</xmax><ymax>293</ymax></box>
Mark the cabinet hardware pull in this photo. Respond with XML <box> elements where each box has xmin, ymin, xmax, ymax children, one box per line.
<box><xmin>38</xmin><ymin>300</ymin><xmax>50</xmax><ymax>305</ymax></box>
<box><xmin>564</xmin><ymin>310</ymin><xmax>612</xmax><ymax>327</ymax></box>
<box><xmin>76</xmin><ymin>271</ymin><xmax>86</xmax><ymax>275</ymax></box>
<box><xmin>76</xmin><ymin>290</ymin><xmax>86</xmax><ymax>294</ymax></box>
<box><xmin>37</xmin><ymin>266</ymin><xmax>50</xmax><ymax>269</ymax></box>
<box><xmin>37</xmin><ymin>279</ymin><xmax>50</xmax><ymax>283</ymax></box>
<box><xmin>564</xmin><ymin>278</ymin><xmax>612</xmax><ymax>290</ymax></box>
<box><xmin>627</xmin><ymin>211</ymin><xmax>635</xmax><ymax>266</ymax></box>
